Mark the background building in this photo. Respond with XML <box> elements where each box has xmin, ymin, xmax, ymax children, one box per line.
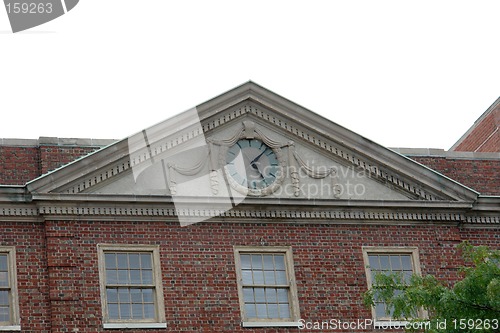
<box><xmin>0</xmin><ymin>83</ymin><xmax>498</xmax><ymax>332</ymax></box>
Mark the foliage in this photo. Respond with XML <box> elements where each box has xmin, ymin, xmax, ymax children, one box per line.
<box><xmin>363</xmin><ymin>242</ymin><xmax>500</xmax><ymax>332</ymax></box>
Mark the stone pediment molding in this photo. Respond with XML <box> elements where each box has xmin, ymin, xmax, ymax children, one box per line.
<box><xmin>25</xmin><ymin>82</ymin><xmax>479</xmax><ymax>203</ymax></box>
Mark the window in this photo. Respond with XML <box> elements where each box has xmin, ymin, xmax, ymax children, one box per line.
<box><xmin>0</xmin><ymin>247</ymin><xmax>20</xmax><ymax>331</ymax></box>
<box><xmin>362</xmin><ymin>247</ymin><xmax>422</xmax><ymax>324</ymax></box>
<box><xmin>98</xmin><ymin>245</ymin><xmax>166</xmax><ymax>329</ymax></box>
<box><xmin>234</xmin><ymin>246</ymin><xmax>300</xmax><ymax>327</ymax></box>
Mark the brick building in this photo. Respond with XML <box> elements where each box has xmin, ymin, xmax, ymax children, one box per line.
<box><xmin>0</xmin><ymin>82</ymin><xmax>498</xmax><ymax>332</ymax></box>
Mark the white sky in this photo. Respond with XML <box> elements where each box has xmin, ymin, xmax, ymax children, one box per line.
<box><xmin>1</xmin><ymin>1</ymin><xmax>499</xmax><ymax>149</ymax></box>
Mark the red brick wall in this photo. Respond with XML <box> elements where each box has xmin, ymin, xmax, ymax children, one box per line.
<box><xmin>8</xmin><ymin>219</ymin><xmax>496</xmax><ymax>333</ymax></box>
<box><xmin>410</xmin><ymin>156</ymin><xmax>500</xmax><ymax>195</ymax></box>
<box><xmin>453</xmin><ymin>108</ymin><xmax>499</xmax><ymax>153</ymax></box>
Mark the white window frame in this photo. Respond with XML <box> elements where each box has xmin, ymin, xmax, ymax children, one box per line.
<box><xmin>362</xmin><ymin>246</ymin><xmax>424</xmax><ymax>327</ymax></box>
<box><xmin>0</xmin><ymin>247</ymin><xmax>20</xmax><ymax>331</ymax></box>
<box><xmin>233</xmin><ymin>246</ymin><xmax>301</xmax><ymax>327</ymax></box>
<box><xmin>97</xmin><ymin>244</ymin><xmax>166</xmax><ymax>329</ymax></box>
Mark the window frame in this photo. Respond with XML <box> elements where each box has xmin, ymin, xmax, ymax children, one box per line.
<box><xmin>97</xmin><ymin>244</ymin><xmax>166</xmax><ymax>329</ymax></box>
<box><xmin>0</xmin><ymin>246</ymin><xmax>20</xmax><ymax>331</ymax></box>
<box><xmin>362</xmin><ymin>246</ymin><xmax>423</xmax><ymax>325</ymax></box>
<box><xmin>233</xmin><ymin>246</ymin><xmax>301</xmax><ymax>327</ymax></box>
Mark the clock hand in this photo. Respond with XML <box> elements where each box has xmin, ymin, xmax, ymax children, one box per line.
<box><xmin>250</xmin><ymin>148</ymin><xmax>268</xmax><ymax>165</ymax></box>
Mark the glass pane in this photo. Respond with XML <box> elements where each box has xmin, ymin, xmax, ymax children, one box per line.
<box><xmin>274</xmin><ymin>255</ymin><xmax>285</xmax><ymax>270</ymax></box>
<box><xmin>255</xmin><ymin>303</ymin><xmax>267</xmax><ymax>318</ymax></box>
<box><xmin>245</xmin><ymin>303</ymin><xmax>256</xmax><ymax>318</ymax></box>
<box><xmin>240</xmin><ymin>255</ymin><xmax>251</xmax><ymax>269</ymax></box>
<box><xmin>266</xmin><ymin>288</ymin><xmax>277</xmax><ymax>303</ymax></box>
<box><xmin>108</xmin><ymin>303</ymin><xmax>119</xmax><ymax>319</ymax></box>
<box><xmin>144</xmin><ymin>303</ymin><xmax>155</xmax><ymax>319</ymax></box>
<box><xmin>379</xmin><ymin>256</ymin><xmax>389</xmax><ymax>270</ymax></box>
<box><xmin>279</xmin><ymin>304</ymin><xmax>290</xmax><ymax>318</ymax></box>
<box><xmin>132</xmin><ymin>303</ymin><xmax>143</xmax><ymax>319</ymax></box>
<box><xmin>140</xmin><ymin>254</ymin><xmax>152</xmax><ymax>269</ymax></box>
<box><xmin>104</xmin><ymin>253</ymin><xmax>116</xmax><ymax>269</ymax></box>
<box><xmin>142</xmin><ymin>289</ymin><xmax>154</xmax><ymax>303</ymax></box>
<box><xmin>375</xmin><ymin>302</ymin><xmax>386</xmax><ymax>319</ymax></box>
<box><xmin>268</xmin><ymin>304</ymin><xmax>279</xmax><ymax>318</ymax></box>
<box><xmin>401</xmin><ymin>255</ymin><xmax>412</xmax><ymax>270</ymax></box>
<box><xmin>117</xmin><ymin>270</ymin><xmax>129</xmax><ymax>284</ymax></box>
<box><xmin>141</xmin><ymin>270</ymin><xmax>153</xmax><ymax>284</ymax></box>
<box><xmin>130</xmin><ymin>288</ymin><xmax>142</xmax><ymax>303</ymax></box>
<box><xmin>106</xmin><ymin>289</ymin><xmax>118</xmax><ymax>303</ymax></box>
<box><xmin>275</xmin><ymin>270</ymin><xmax>287</xmax><ymax>285</ymax></box>
<box><xmin>0</xmin><ymin>272</ymin><xmax>8</xmax><ymax>287</ymax></box>
<box><xmin>241</xmin><ymin>270</ymin><xmax>253</xmax><ymax>285</ymax></box>
<box><xmin>368</xmin><ymin>255</ymin><xmax>379</xmax><ymax>270</ymax></box>
<box><xmin>254</xmin><ymin>288</ymin><xmax>265</xmax><ymax>303</ymax></box>
<box><xmin>251</xmin><ymin>255</ymin><xmax>263</xmax><ymax>269</ymax></box>
<box><xmin>117</xmin><ymin>254</ymin><xmax>128</xmax><ymax>269</ymax></box>
<box><xmin>263</xmin><ymin>255</ymin><xmax>274</xmax><ymax>270</ymax></box>
<box><xmin>390</xmin><ymin>255</ymin><xmax>402</xmax><ymax>270</ymax></box>
<box><xmin>264</xmin><ymin>271</ymin><xmax>275</xmax><ymax>285</ymax></box>
<box><xmin>0</xmin><ymin>255</ymin><xmax>7</xmax><ymax>271</ymax></box>
<box><xmin>130</xmin><ymin>270</ymin><xmax>141</xmax><ymax>284</ymax></box>
<box><xmin>118</xmin><ymin>289</ymin><xmax>130</xmax><ymax>303</ymax></box>
<box><xmin>0</xmin><ymin>306</ymin><xmax>9</xmax><ymax>322</ymax></box>
<box><xmin>129</xmin><ymin>254</ymin><xmax>140</xmax><ymax>269</ymax></box>
<box><xmin>242</xmin><ymin>288</ymin><xmax>254</xmax><ymax>303</ymax></box>
<box><xmin>403</xmin><ymin>271</ymin><xmax>413</xmax><ymax>284</ymax></box>
<box><xmin>105</xmin><ymin>270</ymin><xmax>117</xmax><ymax>284</ymax></box>
<box><xmin>119</xmin><ymin>303</ymin><xmax>131</xmax><ymax>319</ymax></box>
<box><xmin>0</xmin><ymin>291</ymin><xmax>8</xmax><ymax>305</ymax></box>
<box><xmin>277</xmin><ymin>288</ymin><xmax>289</xmax><ymax>303</ymax></box>
<box><xmin>253</xmin><ymin>270</ymin><xmax>264</xmax><ymax>285</ymax></box>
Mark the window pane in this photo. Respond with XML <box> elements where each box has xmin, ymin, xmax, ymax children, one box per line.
<box><xmin>0</xmin><ymin>291</ymin><xmax>8</xmax><ymax>307</ymax></box>
<box><xmin>105</xmin><ymin>253</ymin><xmax>116</xmax><ymax>269</ymax></box>
<box><xmin>253</xmin><ymin>270</ymin><xmax>264</xmax><ymax>285</ymax></box>
<box><xmin>118</xmin><ymin>289</ymin><xmax>130</xmax><ymax>303</ymax></box>
<box><xmin>263</xmin><ymin>255</ymin><xmax>274</xmax><ymax>270</ymax></box>
<box><xmin>254</xmin><ymin>288</ymin><xmax>265</xmax><ymax>303</ymax></box>
<box><xmin>130</xmin><ymin>270</ymin><xmax>141</xmax><ymax>284</ymax></box>
<box><xmin>132</xmin><ymin>303</ymin><xmax>143</xmax><ymax>319</ymax></box>
<box><xmin>141</xmin><ymin>270</ymin><xmax>153</xmax><ymax>284</ymax></box>
<box><xmin>242</xmin><ymin>288</ymin><xmax>254</xmax><ymax>303</ymax></box>
<box><xmin>274</xmin><ymin>255</ymin><xmax>285</xmax><ymax>270</ymax></box>
<box><xmin>268</xmin><ymin>304</ymin><xmax>279</xmax><ymax>318</ymax></box>
<box><xmin>142</xmin><ymin>289</ymin><xmax>154</xmax><ymax>303</ymax></box>
<box><xmin>108</xmin><ymin>303</ymin><xmax>119</xmax><ymax>319</ymax></box>
<box><xmin>242</xmin><ymin>270</ymin><xmax>253</xmax><ymax>284</ymax></box>
<box><xmin>240</xmin><ymin>255</ymin><xmax>251</xmax><ymax>269</ymax></box>
<box><xmin>143</xmin><ymin>303</ymin><xmax>155</xmax><ymax>319</ymax></box>
<box><xmin>401</xmin><ymin>255</ymin><xmax>412</xmax><ymax>270</ymax></box>
<box><xmin>251</xmin><ymin>255</ymin><xmax>263</xmax><ymax>269</ymax></box>
<box><xmin>130</xmin><ymin>288</ymin><xmax>142</xmax><ymax>303</ymax></box>
<box><xmin>0</xmin><ymin>306</ymin><xmax>9</xmax><ymax>322</ymax></box>
<box><xmin>117</xmin><ymin>254</ymin><xmax>128</xmax><ymax>269</ymax></box>
<box><xmin>117</xmin><ymin>270</ymin><xmax>129</xmax><ymax>284</ymax></box>
<box><xmin>390</xmin><ymin>256</ymin><xmax>402</xmax><ymax>270</ymax></box>
<box><xmin>129</xmin><ymin>254</ymin><xmax>140</xmax><ymax>269</ymax></box>
<box><xmin>0</xmin><ymin>272</ymin><xmax>8</xmax><ymax>287</ymax></box>
<box><xmin>264</xmin><ymin>271</ymin><xmax>275</xmax><ymax>285</ymax></box>
<box><xmin>265</xmin><ymin>288</ymin><xmax>277</xmax><ymax>303</ymax></box>
<box><xmin>140</xmin><ymin>254</ymin><xmax>152</xmax><ymax>269</ymax></box>
<box><xmin>105</xmin><ymin>270</ymin><xmax>118</xmax><ymax>284</ymax></box>
<box><xmin>279</xmin><ymin>304</ymin><xmax>290</xmax><ymax>318</ymax></box>
<box><xmin>375</xmin><ymin>302</ymin><xmax>386</xmax><ymax>319</ymax></box>
<box><xmin>379</xmin><ymin>256</ymin><xmax>389</xmax><ymax>270</ymax></box>
<box><xmin>368</xmin><ymin>255</ymin><xmax>379</xmax><ymax>270</ymax></box>
<box><xmin>106</xmin><ymin>289</ymin><xmax>118</xmax><ymax>303</ymax></box>
<box><xmin>119</xmin><ymin>303</ymin><xmax>131</xmax><ymax>319</ymax></box>
<box><xmin>245</xmin><ymin>303</ymin><xmax>256</xmax><ymax>318</ymax></box>
<box><xmin>403</xmin><ymin>271</ymin><xmax>413</xmax><ymax>284</ymax></box>
<box><xmin>255</xmin><ymin>303</ymin><xmax>267</xmax><ymax>318</ymax></box>
<box><xmin>277</xmin><ymin>288</ymin><xmax>289</xmax><ymax>303</ymax></box>
<box><xmin>275</xmin><ymin>270</ymin><xmax>287</xmax><ymax>285</ymax></box>
<box><xmin>0</xmin><ymin>255</ymin><xmax>7</xmax><ymax>271</ymax></box>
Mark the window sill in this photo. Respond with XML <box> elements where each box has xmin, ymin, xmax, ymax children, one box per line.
<box><xmin>103</xmin><ymin>323</ymin><xmax>167</xmax><ymax>329</ymax></box>
<box><xmin>0</xmin><ymin>325</ymin><xmax>21</xmax><ymax>331</ymax></box>
<box><xmin>242</xmin><ymin>321</ymin><xmax>301</xmax><ymax>328</ymax></box>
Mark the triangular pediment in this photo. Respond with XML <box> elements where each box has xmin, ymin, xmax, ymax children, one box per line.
<box><xmin>27</xmin><ymin>82</ymin><xmax>479</xmax><ymax>205</ymax></box>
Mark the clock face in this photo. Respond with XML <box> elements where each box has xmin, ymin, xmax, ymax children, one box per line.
<box><xmin>224</xmin><ymin>139</ymin><xmax>283</xmax><ymax>195</ymax></box>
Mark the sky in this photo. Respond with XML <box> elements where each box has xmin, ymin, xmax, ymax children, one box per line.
<box><xmin>1</xmin><ymin>1</ymin><xmax>499</xmax><ymax>149</ymax></box>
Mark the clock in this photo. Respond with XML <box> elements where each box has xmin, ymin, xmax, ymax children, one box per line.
<box><xmin>224</xmin><ymin>138</ymin><xmax>283</xmax><ymax>196</ymax></box>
